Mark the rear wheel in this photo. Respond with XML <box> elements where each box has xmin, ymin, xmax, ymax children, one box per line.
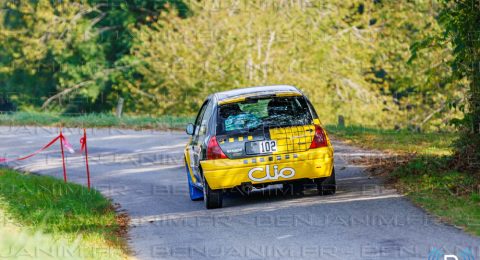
<box><xmin>203</xmin><ymin>175</ymin><xmax>223</xmax><ymax>209</ymax></box>
<box><xmin>316</xmin><ymin>168</ymin><xmax>336</xmax><ymax>195</ymax></box>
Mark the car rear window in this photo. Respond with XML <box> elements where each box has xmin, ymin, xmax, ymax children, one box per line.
<box><xmin>216</xmin><ymin>96</ymin><xmax>313</xmax><ymax>135</ymax></box>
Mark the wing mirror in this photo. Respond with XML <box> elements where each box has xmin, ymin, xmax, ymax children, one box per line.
<box><xmin>186</xmin><ymin>123</ymin><xmax>195</xmax><ymax>135</ymax></box>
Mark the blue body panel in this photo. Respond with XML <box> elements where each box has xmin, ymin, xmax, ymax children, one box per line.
<box><xmin>185</xmin><ymin>164</ymin><xmax>204</xmax><ymax>201</ymax></box>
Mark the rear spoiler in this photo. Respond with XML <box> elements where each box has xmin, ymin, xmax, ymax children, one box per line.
<box><xmin>218</xmin><ymin>92</ymin><xmax>302</xmax><ymax>105</ymax></box>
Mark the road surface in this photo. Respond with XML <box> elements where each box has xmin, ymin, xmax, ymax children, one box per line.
<box><xmin>0</xmin><ymin>126</ymin><xmax>478</xmax><ymax>259</ymax></box>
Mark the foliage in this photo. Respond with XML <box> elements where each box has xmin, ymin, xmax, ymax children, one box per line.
<box><xmin>410</xmin><ymin>0</ymin><xmax>480</xmax><ymax>170</ymax></box>
<box><xmin>438</xmin><ymin>0</ymin><xmax>480</xmax><ymax>171</ymax></box>
<box><xmin>0</xmin><ymin>0</ymin><xmax>109</xmax><ymax>111</ymax></box>
<box><xmin>117</xmin><ymin>0</ymin><xmax>459</xmax><ymax>129</ymax></box>
<box><xmin>0</xmin><ymin>0</ymin><xmax>188</xmax><ymax>113</ymax></box>
<box><xmin>0</xmin><ymin>0</ymin><xmax>465</xmax><ymax>131</ymax></box>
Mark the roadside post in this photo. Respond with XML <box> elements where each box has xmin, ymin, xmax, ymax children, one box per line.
<box><xmin>80</xmin><ymin>128</ymin><xmax>91</xmax><ymax>190</ymax></box>
<box><xmin>0</xmin><ymin>129</ymin><xmax>93</xmax><ymax>188</ymax></box>
<box><xmin>59</xmin><ymin>129</ymin><xmax>68</xmax><ymax>183</ymax></box>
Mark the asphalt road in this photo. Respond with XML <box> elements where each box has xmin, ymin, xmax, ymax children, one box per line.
<box><xmin>0</xmin><ymin>126</ymin><xmax>478</xmax><ymax>259</ymax></box>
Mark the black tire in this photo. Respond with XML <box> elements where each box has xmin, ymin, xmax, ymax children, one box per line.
<box><xmin>282</xmin><ymin>180</ymin><xmax>304</xmax><ymax>196</ymax></box>
<box><xmin>203</xmin><ymin>175</ymin><xmax>223</xmax><ymax>209</ymax></box>
<box><xmin>317</xmin><ymin>168</ymin><xmax>336</xmax><ymax>195</ymax></box>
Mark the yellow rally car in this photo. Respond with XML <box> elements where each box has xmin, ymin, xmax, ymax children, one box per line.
<box><xmin>184</xmin><ymin>85</ymin><xmax>335</xmax><ymax>209</ymax></box>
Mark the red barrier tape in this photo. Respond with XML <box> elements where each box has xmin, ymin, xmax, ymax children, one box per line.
<box><xmin>0</xmin><ymin>135</ymin><xmax>61</xmax><ymax>163</ymax></box>
<box><xmin>1</xmin><ymin>130</ymin><xmax>92</xmax><ymax>187</ymax></box>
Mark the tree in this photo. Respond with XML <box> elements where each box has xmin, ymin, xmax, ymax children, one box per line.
<box><xmin>438</xmin><ymin>0</ymin><xmax>480</xmax><ymax>171</ymax></box>
<box><xmin>85</xmin><ymin>0</ymin><xmax>191</xmax><ymax>112</ymax></box>
<box><xmin>0</xmin><ymin>0</ymin><xmax>189</xmax><ymax>113</ymax></box>
<box><xmin>118</xmin><ymin>0</ymin><xmax>458</xmax><ymax>129</ymax></box>
<box><xmin>0</xmin><ymin>0</ymin><xmax>108</xmax><ymax>112</ymax></box>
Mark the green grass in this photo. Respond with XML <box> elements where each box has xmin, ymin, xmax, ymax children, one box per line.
<box><xmin>325</xmin><ymin>125</ymin><xmax>457</xmax><ymax>155</ymax></box>
<box><xmin>327</xmin><ymin>124</ymin><xmax>479</xmax><ymax>236</ymax></box>
<box><xmin>0</xmin><ymin>168</ymin><xmax>127</xmax><ymax>259</ymax></box>
<box><xmin>0</xmin><ymin>111</ymin><xmax>193</xmax><ymax>130</ymax></box>
<box><xmin>392</xmin><ymin>157</ymin><xmax>480</xmax><ymax>236</ymax></box>
<box><xmin>0</xmin><ymin>210</ymin><xmax>111</xmax><ymax>260</ymax></box>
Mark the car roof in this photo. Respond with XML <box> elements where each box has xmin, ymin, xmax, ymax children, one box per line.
<box><xmin>214</xmin><ymin>85</ymin><xmax>302</xmax><ymax>103</ymax></box>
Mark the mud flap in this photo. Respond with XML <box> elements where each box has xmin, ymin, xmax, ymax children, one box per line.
<box><xmin>186</xmin><ymin>164</ymin><xmax>203</xmax><ymax>201</ymax></box>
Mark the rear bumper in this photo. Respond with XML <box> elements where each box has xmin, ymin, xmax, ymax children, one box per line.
<box><xmin>200</xmin><ymin>147</ymin><xmax>334</xmax><ymax>190</ymax></box>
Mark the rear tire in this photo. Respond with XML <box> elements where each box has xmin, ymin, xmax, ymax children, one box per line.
<box><xmin>317</xmin><ymin>168</ymin><xmax>336</xmax><ymax>195</ymax></box>
<box><xmin>203</xmin><ymin>175</ymin><xmax>223</xmax><ymax>209</ymax></box>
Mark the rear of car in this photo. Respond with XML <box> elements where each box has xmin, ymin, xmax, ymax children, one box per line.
<box><xmin>197</xmin><ymin>89</ymin><xmax>334</xmax><ymax>208</ymax></box>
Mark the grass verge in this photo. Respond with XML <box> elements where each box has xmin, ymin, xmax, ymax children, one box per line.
<box><xmin>392</xmin><ymin>156</ymin><xmax>480</xmax><ymax>236</ymax></box>
<box><xmin>325</xmin><ymin>124</ymin><xmax>456</xmax><ymax>155</ymax></box>
<box><xmin>0</xmin><ymin>111</ymin><xmax>193</xmax><ymax>130</ymax></box>
<box><xmin>0</xmin><ymin>168</ymin><xmax>128</xmax><ymax>259</ymax></box>
<box><xmin>328</xmin><ymin>125</ymin><xmax>480</xmax><ymax>236</ymax></box>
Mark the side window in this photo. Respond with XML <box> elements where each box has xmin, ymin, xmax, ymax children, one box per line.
<box><xmin>195</xmin><ymin>101</ymin><xmax>209</xmax><ymax>126</ymax></box>
<box><xmin>194</xmin><ymin>100</ymin><xmax>209</xmax><ymax>136</ymax></box>
<box><xmin>198</xmin><ymin>101</ymin><xmax>214</xmax><ymax>137</ymax></box>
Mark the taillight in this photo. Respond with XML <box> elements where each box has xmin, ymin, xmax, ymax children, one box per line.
<box><xmin>207</xmin><ymin>136</ymin><xmax>228</xmax><ymax>160</ymax></box>
<box><xmin>310</xmin><ymin>125</ymin><xmax>328</xmax><ymax>149</ymax></box>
